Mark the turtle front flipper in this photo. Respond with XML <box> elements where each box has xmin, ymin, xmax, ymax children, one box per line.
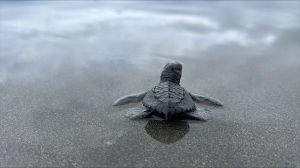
<box><xmin>113</xmin><ymin>91</ymin><xmax>149</xmax><ymax>106</ymax></box>
<box><xmin>183</xmin><ymin>109</ymin><xmax>212</xmax><ymax>121</ymax></box>
<box><xmin>126</xmin><ymin>110</ymin><xmax>152</xmax><ymax>120</ymax></box>
<box><xmin>189</xmin><ymin>93</ymin><xmax>223</xmax><ymax>106</ymax></box>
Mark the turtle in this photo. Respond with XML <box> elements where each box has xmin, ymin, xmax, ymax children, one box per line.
<box><xmin>113</xmin><ymin>62</ymin><xmax>223</xmax><ymax>121</ymax></box>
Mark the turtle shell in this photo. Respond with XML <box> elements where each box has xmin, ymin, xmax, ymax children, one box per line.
<box><xmin>142</xmin><ymin>81</ymin><xmax>195</xmax><ymax>119</ymax></box>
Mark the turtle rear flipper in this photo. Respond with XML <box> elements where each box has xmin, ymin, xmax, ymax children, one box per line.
<box><xmin>182</xmin><ymin>109</ymin><xmax>212</xmax><ymax>121</ymax></box>
<box><xmin>189</xmin><ymin>93</ymin><xmax>223</xmax><ymax>106</ymax></box>
<box><xmin>113</xmin><ymin>91</ymin><xmax>149</xmax><ymax>106</ymax></box>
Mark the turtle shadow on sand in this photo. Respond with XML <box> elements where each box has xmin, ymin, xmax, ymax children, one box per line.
<box><xmin>145</xmin><ymin>120</ymin><xmax>190</xmax><ymax>144</ymax></box>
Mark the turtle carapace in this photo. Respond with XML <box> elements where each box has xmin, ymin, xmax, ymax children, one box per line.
<box><xmin>113</xmin><ymin>62</ymin><xmax>223</xmax><ymax>121</ymax></box>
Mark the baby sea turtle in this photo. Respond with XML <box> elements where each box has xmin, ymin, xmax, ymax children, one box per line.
<box><xmin>113</xmin><ymin>62</ymin><xmax>223</xmax><ymax>121</ymax></box>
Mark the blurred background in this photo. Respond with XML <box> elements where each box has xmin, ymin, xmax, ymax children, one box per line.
<box><xmin>0</xmin><ymin>1</ymin><xmax>299</xmax><ymax>167</ymax></box>
<box><xmin>0</xmin><ymin>1</ymin><xmax>299</xmax><ymax>82</ymax></box>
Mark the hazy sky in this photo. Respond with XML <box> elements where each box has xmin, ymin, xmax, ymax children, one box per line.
<box><xmin>0</xmin><ymin>1</ymin><xmax>299</xmax><ymax>82</ymax></box>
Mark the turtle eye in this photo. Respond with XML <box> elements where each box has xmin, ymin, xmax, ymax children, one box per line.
<box><xmin>164</xmin><ymin>63</ymin><xmax>171</xmax><ymax>69</ymax></box>
<box><xmin>167</xmin><ymin>64</ymin><xmax>174</xmax><ymax>71</ymax></box>
<box><xmin>174</xmin><ymin>64</ymin><xmax>182</xmax><ymax>71</ymax></box>
<box><xmin>178</xmin><ymin>64</ymin><xmax>182</xmax><ymax>71</ymax></box>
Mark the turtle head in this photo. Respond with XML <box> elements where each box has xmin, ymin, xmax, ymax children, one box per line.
<box><xmin>160</xmin><ymin>62</ymin><xmax>182</xmax><ymax>84</ymax></box>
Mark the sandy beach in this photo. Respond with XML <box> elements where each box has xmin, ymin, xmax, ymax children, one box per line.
<box><xmin>1</xmin><ymin>1</ymin><xmax>299</xmax><ymax>167</ymax></box>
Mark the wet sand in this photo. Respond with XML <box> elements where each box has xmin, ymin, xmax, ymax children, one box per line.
<box><xmin>1</xmin><ymin>39</ymin><xmax>299</xmax><ymax>167</ymax></box>
<box><xmin>1</xmin><ymin>1</ymin><xmax>299</xmax><ymax>167</ymax></box>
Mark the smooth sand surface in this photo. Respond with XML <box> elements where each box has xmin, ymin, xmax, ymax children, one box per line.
<box><xmin>1</xmin><ymin>50</ymin><xmax>299</xmax><ymax>167</ymax></box>
<box><xmin>1</xmin><ymin>1</ymin><xmax>299</xmax><ymax>167</ymax></box>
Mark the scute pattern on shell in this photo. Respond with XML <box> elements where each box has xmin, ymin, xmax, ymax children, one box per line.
<box><xmin>142</xmin><ymin>81</ymin><xmax>195</xmax><ymax>116</ymax></box>
<box><xmin>113</xmin><ymin>62</ymin><xmax>223</xmax><ymax>121</ymax></box>
<box><xmin>153</xmin><ymin>81</ymin><xmax>184</xmax><ymax>103</ymax></box>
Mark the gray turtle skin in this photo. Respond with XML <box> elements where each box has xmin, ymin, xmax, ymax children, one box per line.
<box><xmin>113</xmin><ymin>62</ymin><xmax>223</xmax><ymax>121</ymax></box>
